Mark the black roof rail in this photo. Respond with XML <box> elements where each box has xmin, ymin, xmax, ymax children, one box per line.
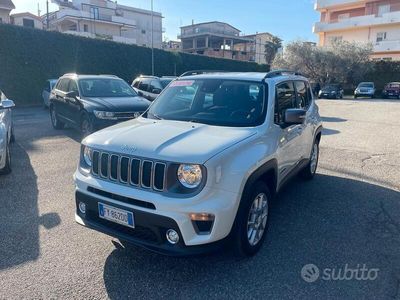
<box><xmin>179</xmin><ymin>70</ymin><xmax>228</xmax><ymax>77</ymax></box>
<box><xmin>264</xmin><ymin>69</ymin><xmax>303</xmax><ymax>79</ymax></box>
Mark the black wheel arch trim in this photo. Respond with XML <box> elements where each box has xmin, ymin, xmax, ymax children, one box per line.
<box><xmin>242</xmin><ymin>159</ymin><xmax>278</xmax><ymax>202</ymax></box>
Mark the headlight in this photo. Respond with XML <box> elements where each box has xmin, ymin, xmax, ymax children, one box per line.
<box><xmin>94</xmin><ymin>110</ymin><xmax>116</xmax><ymax>120</ymax></box>
<box><xmin>83</xmin><ymin>146</ymin><xmax>92</xmax><ymax>167</ymax></box>
<box><xmin>177</xmin><ymin>164</ymin><xmax>202</xmax><ymax>188</ymax></box>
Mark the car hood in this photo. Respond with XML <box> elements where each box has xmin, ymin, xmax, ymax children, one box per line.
<box><xmin>84</xmin><ymin>117</ymin><xmax>257</xmax><ymax>164</ymax></box>
<box><xmin>85</xmin><ymin>96</ymin><xmax>151</xmax><ymax>111</ymax></box>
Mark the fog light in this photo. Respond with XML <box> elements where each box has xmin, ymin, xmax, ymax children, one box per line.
<box><xmin>166</xmin><ymin>229</ymin><xmax>179</xmax><ymax>244</ymax></box>
<box><xmin>78</xmin><ymin>202</ymin><xmax>86</xmax><ymax>214</ymax></box>
<box><xmin>189</xmin><ymin>213</ymin><xmax>215</xmax><ymax>221</ymax></box>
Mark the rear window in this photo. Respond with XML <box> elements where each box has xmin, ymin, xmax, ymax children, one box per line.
<box><xmin>388</xmin><ymin>83</ymin><xmax>400</xmax><ymax>88</ymax></box>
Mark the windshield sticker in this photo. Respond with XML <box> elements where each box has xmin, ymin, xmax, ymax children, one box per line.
<box><xmin>170</xmin><ymin>80</ymin><xmax>194</xmax><ymax>87</ymax></box>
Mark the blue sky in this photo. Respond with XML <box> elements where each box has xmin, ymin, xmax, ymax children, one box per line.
<box><xmin>13</xmin><ymin>0</ymin><xmax>319</xmax><ymax>43</ymax></box>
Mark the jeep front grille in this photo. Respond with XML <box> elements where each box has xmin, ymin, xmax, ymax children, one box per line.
<box><xmin>91</xmin><ymin>150</ymin><xmax>166</xmax><ymax>192</ymax></box>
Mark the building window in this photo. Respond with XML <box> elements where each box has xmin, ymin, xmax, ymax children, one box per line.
<box><xmin>22</xmin><ymin>18</ymin><xmax>35</xmax><ymax>28</ymax></box>
<box><xmin>382</xmin><ymin>57</ymin><xmax>393</xmax><ymax>61</ymax></box>
<box><xmin>68</xmin><ymin>24</ymin><xmax>77</xmax><ymax>31</ymax></box>
<box><xmin>337</xmin><ymin>13</ymin><xmax>350</xmax><ymax>21</ymax></box>
<box><xmin>328</xmin><ymin>36</ymin><xmax>343</xmax><ymax>43</ymax></box>
<box><xmin>378</xmin><ymin>4</ymin><xmax>390</xmax><ymax>17</ymax></box>
<box><xmin>376</xmin><ymin>32</ymin><xmax>387</xmax><ymax>43</ymax></box>
<box><xmin>90</xmin><ymin>7</ymin><xmax>100</xmax><ymax>20</ymax></box>
<box><xmin>141</xmin><ymin>29</ymin><xmax>146</xmax><ymax>34</ymax></box>
<box><xmin>84</xmin><ymin>24</ymin><xmax>89</xmax><ymax>32</ymax></box>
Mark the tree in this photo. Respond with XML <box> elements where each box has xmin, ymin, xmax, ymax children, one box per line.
<box><xmin>264</xmin><ymin>36</ymin><xmax>282</xmax><ymax>66</ymax></box>
<box><xmin>272</xmin><ymin>40</ymin><xmax>373</xmax><ymax>86</ymax></box>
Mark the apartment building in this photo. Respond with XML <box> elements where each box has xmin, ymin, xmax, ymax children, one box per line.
<box><xmin>314</xmin><ymin>0</ymin><xmax>400</xmax><ymax>61</ymax></box>
<box><xmin>47</xmin><ymin>0</ymin><xmax>163</xmax><ymax>47</ymax></box>
<box><xmin>179</xmin><ymin>21</ymin><xmax>278</xmax><ymax>63</ymax></box>
<box><xmin>0</xmin><ymin>0</ymin><xmax>15</xmax><ymax>24</ymax></box>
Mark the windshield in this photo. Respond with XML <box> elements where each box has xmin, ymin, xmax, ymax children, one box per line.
<box><xmin>323</xmin><ymin>85</ymin><xmax>339</xmax><ymax>91</ymax></box>
<box><xmin>79</xmin><ymin>78</ymin><xmax>138</xmax><ymax>97</ymax></box>
<box><xmin>145</xmin><ymin>79</ymin><xmax>267</xmax><ymax>127</ymax></box>
<box><xmin>160</xmin><ymin>78</ymin><xmax>174</xmax><ymax>88</ymax></box>
<box><xmin>359</xmin><ymin>83</ymin><xmax>374</xmax><ymax>88</ymax></box>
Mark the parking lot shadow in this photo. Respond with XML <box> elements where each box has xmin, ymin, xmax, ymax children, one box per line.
<box><xmin>321</xmin><ymin>116</ymin><xmax>347</xmax><ymax>123</ymax></box>
<box><xmin>0</xmin><ymin>143</ymin><xmax>60</xmax><ymax>270</ymax></box>
<box><xmin>102</xmin><ymin>174</ymin><xmax>400</xmax><ymax>298</ymax></box>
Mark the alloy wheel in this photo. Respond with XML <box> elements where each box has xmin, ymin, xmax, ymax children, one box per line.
<box><xmin>247</xmin><ymin>192</ymin><xmax>269</xmax><ymax>246</ymax></box>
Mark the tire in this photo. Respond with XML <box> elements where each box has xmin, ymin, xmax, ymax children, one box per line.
<box><xmin>50</xmin><ymin>105</ymin><xmax>64</xmax><ymax>130</ymax></box>
<box><xmin>81</xmin><ymin>114</ymin><xmax>94</xmax><ymax>138</ymax></box>
<box><xmin>232</xmin><ymin>181</ymin><xmax>271</xmax><ymax>257</ymax></box>
<box><xmin>10</xmin><ymin>126</ymin><xmax>15</xmax><ymax>143</ymax></box>
<box><xmin>354</xmin><ymin>95</ymin><xmax>358</xmax><ymax>99</ymax></box>
<box><xmin>0</xmin><ymin>143</ymin><xmax>11</xmax><ymax>175</ymax></box>
<box><xmin>300</xmin><ymin>139</ymin><xmax>320</xmax><ymax>180</ymax></box>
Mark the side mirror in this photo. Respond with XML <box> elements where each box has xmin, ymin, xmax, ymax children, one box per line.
<box><xmin>284</xmin><ymin>108</ymin><xmax>306</xmax><ymax>125</ymax></box>
<box><xmin>0</xmin><ymin>99</ymin><xmax>15</xmax><ymax>109</ymax></box>
<box><xmin>152</xmin><ymin>88</ymin><xmax>162</xmax><ymax>94</ymax></box>
<box><xmin>65</xmin><ymin>91</ymin><xmax>77</xmax><ymax>99</ymax></box>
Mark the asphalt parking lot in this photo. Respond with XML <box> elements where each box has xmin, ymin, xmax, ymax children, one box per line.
<box><xmin>1</xmin><ymin>98</ymin><xmax>400</xmax><ymax>299</ymax></box>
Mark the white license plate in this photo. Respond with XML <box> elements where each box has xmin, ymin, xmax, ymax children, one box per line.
<box><xmin>98</xmin><ymin>203</ymin><xmax>134</xmax><ymax>228</ymax></box>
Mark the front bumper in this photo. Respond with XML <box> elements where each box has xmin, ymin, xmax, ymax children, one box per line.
<box><xmin>74</xmin><ymin>171</ymin><xmax>240</xmax><ymax>256</ymax></box>
<box><xmin>75</xmin><ymin>191</ymin><xmax>227</xmax><ymax>256</ymax></box>
<box><xmin>319</xmin><ymin>92</ymin><xmax>337</xmax><ymax>99</ymax></box>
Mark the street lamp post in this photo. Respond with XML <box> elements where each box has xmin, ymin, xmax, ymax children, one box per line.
<box><xmin>151</xmin><ymin>0</ymin><xmax>154</xmax><ymax>76</ymax></box>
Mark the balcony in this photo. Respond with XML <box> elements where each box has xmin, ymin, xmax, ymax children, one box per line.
<box><xmin>314</xmin><ymin>0</ymin><xmax>362</xmax><ymax>10</ymax></box>
<box><xmin>64</xmin><ymin>30</ymin><xmax>136</xmax><ymax>45</ymax></box>
<box><xmin>313</xmin><ymin>11</ymin><xmax>400</xmax><ymax>33</ymax></box>
<box><xmin>55</xmin><ymin>9</ymin><xmax>136</xmax><ymax>27</ymax></box>
<box><xmin>374</xmin><ymin>40</ymin><xmax>400</xmax><ymax>52</ymax></box>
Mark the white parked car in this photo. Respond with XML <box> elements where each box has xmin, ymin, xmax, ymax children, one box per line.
<box><xmin>0</xmin><ymin>89</ymin><xmax>15</xmax><ymax>175</ymax></box>
<box><xmin>42</xmin><ymin>79</ymin><xmax>57</xmax><ymax>108</ymax></box>
<box><xmin>74</xmin><ymin>70</ymin><xmax>323</xmax><ymax>256</ymax></box>
<box><xmin>354</xmin><ymin>82</ymin><xmax>375</xmax><ymax>99</ymax></box>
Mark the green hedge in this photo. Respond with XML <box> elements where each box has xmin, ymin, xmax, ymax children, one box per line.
<box><xmin>365</xmin><ymin>61</ymin><xmax>400</xmax><ymax>91</ymax></box>
<box><xmin>0</xmin><ymin>24</ymin><xmax>268</xmax><ymax>105</ymax></box>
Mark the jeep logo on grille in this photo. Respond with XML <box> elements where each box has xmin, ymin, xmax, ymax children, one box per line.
<box><xmin>121</xmin><ymin>145</ymin><xmax>138</xmax><ymax>153</ymax></box>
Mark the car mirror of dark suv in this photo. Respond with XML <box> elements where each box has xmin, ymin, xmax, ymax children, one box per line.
<box><xmin>65</xmin><ymin>91</ymin><xmax>78</xmax><ymax>99</ymax></box>
<box><xmin>284</xmin><ymin>108</ymin><xmax>306</xmax><ymax>125</ymax></box>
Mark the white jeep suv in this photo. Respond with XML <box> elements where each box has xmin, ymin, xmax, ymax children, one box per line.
<box><xmin>74</xmin><ymin>70</ymin><xmax>323</xmax><ymax>256</ymax></box>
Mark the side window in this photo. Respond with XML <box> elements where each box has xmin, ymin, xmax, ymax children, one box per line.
<box><xmin>275</xmin><ymin>81</ymin><xmax>296</xmax><ymax>124</ymax></box>
<box><xmin>294</xmin><ymin>81</ymin><xmax>308</xmax><ymax>109</ymax></box>
<box><xmin>138</xmin><ymin>79</ymin><xmax>150</xmax><ymax>92</ymax></box>
<box><xmin>149</xmin><ymin>80</ymin><xmax>163</xmax><ymax>92</ymax></box>
<box><xmin>56</xmin><ymin>79</ymin><xmax>69</xmax><ymax>92</ymax></box>
<box><xmin>68</xmin><ymin>80</ymin><xmax>79</xmax><ymax>95</ymax></box>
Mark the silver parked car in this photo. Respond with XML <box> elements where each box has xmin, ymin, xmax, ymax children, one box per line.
<box><xmin>42</xmin><ymin>79</ymin><xmax>58</xmax><ymax>108</ymax></box>
<box><xmin>0</xmin><ymin>89</ymin><xmax>15</xmax><ymax>175</ymax></box>
<box><xmin>354</xmin><ymin>82</ymin><xmax>375</xmax><ymax>99</ymax></box>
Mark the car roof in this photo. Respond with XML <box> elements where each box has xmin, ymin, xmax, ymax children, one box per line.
<box><xmin>179</xmin><ymin>72</ymin><xmax>308</xmax><ymax>83</ymax></box>
<box><xmin>388</xmin><ymin>82</ymin><xmax>400</xmax><ymax>84</ymax></box>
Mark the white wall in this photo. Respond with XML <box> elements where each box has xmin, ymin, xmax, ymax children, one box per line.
<box><xmin>121</xmin><ymin>10</ymin><xmax>162</xmax><ymax>48</ymax></box>
<box><xmin>0</xmin><ymin>9</ymin><xmax>11</xmax><ymax>23</ymax></box>
<box><xmin>12</xmin><ymin>16</ymin><xmax>43</xmax><ymax>29</ymax></box>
